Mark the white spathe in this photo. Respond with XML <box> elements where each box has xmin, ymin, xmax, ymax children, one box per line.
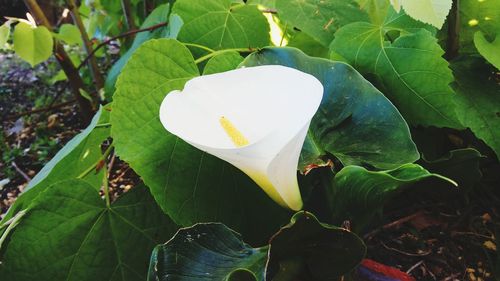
<box><xmin>159</xmin><ymin>65</ymin><xmax>323</xmax><ymax>211</ymax></box>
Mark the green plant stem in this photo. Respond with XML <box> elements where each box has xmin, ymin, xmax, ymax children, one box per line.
<box><xmin>182</xmin><ymin>43</ymin><xmax>216</xmax><ymax>53</ymax></box>
<box><xmin>121</xmin><ymin>0</ymin><xmax>138</xmax><ymax>33</ymax></box>
<box><xmin>77</xmin><ymin>144</ymin><xmax>114</xmax><ymax>179</ymax></box>
<box><xmin>0</xmin><ymin>210</ymin><xmax>27</xmax><ymax>250</ymax></box>
<box><xmin>194</xmin><ymin>48</ymin><xmax>255</xmax><ymax>64</ymax></box>
<box><xmin>67</xmin><ymin>0</ymin><xmax>105</xmax><ymax>92</ymax></box>
<box><xmin>103</xmin><ymin>160</ymin><xmax>110</xmax><ymax>207</ymax></box>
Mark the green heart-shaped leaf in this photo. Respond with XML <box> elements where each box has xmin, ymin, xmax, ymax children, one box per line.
<box><xmin>173</xmin><ymin>0</ymin><xmax>270</xmax><ymax>51</ymax></box>
<box><xmin>13</xmin><ymin>22</ymin><xmax>53</xmax><ymax>66</ymax></box>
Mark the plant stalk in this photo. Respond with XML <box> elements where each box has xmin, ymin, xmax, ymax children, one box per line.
<box><xmin>121</xmin><ymin>0</ymin><xmax>138</xmax><ymax>33</ymax></box>
<box><xmin>67</xmin><ymin>0</ymin><xmax>105</xmax><ymax>92</ymax></box>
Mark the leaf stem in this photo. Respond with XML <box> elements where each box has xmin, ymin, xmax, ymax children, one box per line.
<box><xmin>103</xmin><ymin>159</ymin><xmax>111</xmax><ymax>207</ymax></box>
<box><xmin>182</xmin><ymin>43</ymin><xmax>216</xmax><ymax>53</ymax></box>
<box><xmin>77</xmin><ymin>144</ymin><xmax>114</xmax><ymax>179</ymax></box>
<box><xmin>0</xmin><ymin>210</ymin><xmax>27</xmax><ymax>250</ymax></box>
<box><xmin>194</xmin><ymin>48</ymin><xmax>256</xmax><ymax>64</ymax></box>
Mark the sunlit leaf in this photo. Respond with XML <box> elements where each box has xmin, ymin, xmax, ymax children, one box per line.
<box><xmin>173</xmin><ymin>0</ymin><xmax>270</xmax><ymax>51</ymax></box>
<box><xmin>389</xmin><ymin>0</ymin><xmax>452</xmax><ymax>28</ymax></box>
<box><xmin>55</xmin><ymin>24</ymin><xmax>83</xmax><ymax>45</ymax></box>
<box><xmin>275</xmin><ymin>0</ymin><xmax>368</xmax><ymax>47</ymax></box>
<box><xmin>13</xmin><ymin>22</ymin><xmax>53</xmax><ymax>66</ymax></box>
<box><xmin>331</xmin><ymin>12</ymin><xmax>462</xmax><ymax>128</ymax></box>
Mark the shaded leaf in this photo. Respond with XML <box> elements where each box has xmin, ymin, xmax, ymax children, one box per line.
<box><xmin>0</xmin><ymin>180</ymin><xmax>177</xmax><ymax>281</ymax></box>
<box><xmin>421</xmin><ymin>148</ymin><xmax>485</xmax><ymax>193</ymax></box>
<box><xmin>474</xmin><ymin>31</ymin><xmax>500</xmax><ymax>69</ymax></box>
<box><xmin>13</xmin><ymin>22</ymin><xmax>53</xmax><ymax>66</ymax></box>
<box><xmin>149</xmin><ymin>212</ymin><xmax>365</xmax><ymax>281</ymax></box>
<box><xmin>275</xmin><ymin>0</ymin><xmax>368</xmax><ymax>47</ymax></box>
<box><xmin>268</xmin><ymin>212</ymin><xmax>366</xmax><ymax>280</ymax></box>
<box><xmin>111</xmin><ymin>38</ymin><xmax>289</xmax><ymax>245</ymax></box>
<box><xmin>149</xmin><ymin>224</ymin><xmax>267</xmax><ymax>281</ymax></box>
<box><xmin>241</xmin><ymin>47</ymin><xmax>419</xmax><ymax>170</ymax></box>
<box><xmin>459</xmin><ymin>0</ymin><xmax>499</xmax><ymax>54</ymax></box>
<box><xmin>331</xmin><ymin>16</ymin><xmax>462</xmax><ymax>128</ymax></box>
<box><xmin>329</xmin><ymin>164</ymin><xmax>456</xmax><ymax>231</ymax></box>
<box><xmin>451</xmin><ymin>56</ymin><xmax>500</xmax><ymax>157</ymax></box>
<box><xmin>173</xmin><ymin>0</ymin><xmax>270</xmax><ymax>51</ymax></box>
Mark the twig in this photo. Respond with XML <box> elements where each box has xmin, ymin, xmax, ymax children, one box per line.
<box><xmin>112</xmin><ymin>167</ymin><xmax>130</xmax><ymax>183</ymax></box>
<box><xmin>7</xmin><ymin>100</ymin><xmax>77</xmax><ymax>120</ymax></box>
<box><xmin>11</xmin><ymin>162</ymin><xmax>31</xmax><ymax>182</ymax></box>
<box><xmin>380</xmin><ymin>241</ymin><xmax>432</xmax><ymax>257</ymax></box>
<box><xmin>77</xmin><ymin>22</ymin><xmax>168</xmax><ymax>71</ymax></box>
<box><xmin>406</xmin><ymin>260</ymin><xmax>424</xmax><ymax>274</ymax></box>
<box><xmin>364</xmin><ymin>211</ymin><xmax>424</xmax><ymax>239</ymax></box>
<box><xmin>260</xmin><ymin>9</ymin><xmax>277</xmax><ymax>14</ymax></box>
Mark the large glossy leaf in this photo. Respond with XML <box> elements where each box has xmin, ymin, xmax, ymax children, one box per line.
<box><xmin>241</xmin><ymin>47</ymin><xmax>419</xmax><ymax>170</ymax></box>
<box><xmin>451</xmin><ymin>57</ymin><xmax>500</xmax><ymax>158</ymax></box>
<box><xmin>0</xmin><ymin>180</ymin><xmax>177</xmax><ymax>281</ymax></box>
<box><xmin>105</xmin><ymin>4</ymin><xmax>171</xmax><ymax>97</ymax></box>
<box><xmin>149</xmin><ymin>224</ymin><xmax>268</xmax><ymax>281</ymax></box>
<box><xmin>329</xmin><ymin>164</ymin><xmax>456</xmax><ymax>231</ymax></box>
<box><xmin>172</xmin><ymin>0</ymin><xmax>270</xmax><ymax>51</ymax></box>
<box><xmin>13</xmin><ymin>22</ymin><xmax>53</xmax><ymax>66</ymax></box>
<box><xmin>474</xmin><ymin>31</ymin><xmax>500</xmax><ymax>69</ymax></box>
<box><xmin>274</xmin><ymin>0</ymin><xmax>368</xmax><ymax>47</ymax></box>
<box><xmin>0</xmin><ymin>108</ymin><xmax>109</xmax><ymax>225</ymax></box>
<box><xmin>389</xmin><ymin>0</ymin><xmax>452</xmax><ymax>28</ymax></box>
<box><xmin>149</xmin><ymin>212</ymin><xmax>365</xmax><ymax>281</ymax></box>
<box><xmin>111</xmin><ymin>38</ymin><xmax>289</xmax><ymax>244</ymax></box>
<box><xmin>331</xmin><ymin>12</ymin><xmax>463</xmax><ymax>128</ymax></box>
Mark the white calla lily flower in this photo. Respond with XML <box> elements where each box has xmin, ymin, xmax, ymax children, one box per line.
<box><xmin>159</xmin><ymin>65</ymin><xmax>323</xmax><ymax>210</ymax></box>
